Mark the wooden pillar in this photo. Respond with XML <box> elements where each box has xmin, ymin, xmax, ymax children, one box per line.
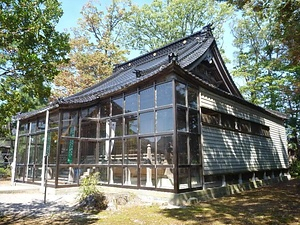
<box><xmin>11</xmin><ymin>119</ymin><xmax>20</xmax><ymax>185</ymax></box>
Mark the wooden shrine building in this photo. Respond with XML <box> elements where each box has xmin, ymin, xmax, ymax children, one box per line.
<box><xmin>11</xmin><ymin>25</ymin><xmax>289</xmax><ymax>193</ymax></box>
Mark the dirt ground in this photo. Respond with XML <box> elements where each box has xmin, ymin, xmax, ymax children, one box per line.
<box><xmin>0</xmin><ymin>178</ymin><xmax>299</xmax><ymax>225</ymax></box>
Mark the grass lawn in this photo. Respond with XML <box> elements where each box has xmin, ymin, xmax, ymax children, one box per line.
<box><xmin>1</xmin><ymin>178</ymin><xmax>300</xmax><ymax>225</ymax></box>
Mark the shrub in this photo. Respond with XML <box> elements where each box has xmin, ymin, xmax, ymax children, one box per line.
<box><xmin>0</xmin><ymin>166</ymin><xmax>11</xmax><ymax>178</ymax></box>
<box><xmin>290</xmin><ymin>160</ymin><xmax>300</xmax><ymax>177</ymax></box>
<box><xmin>77</xmin><ymin>172</ymin><xmax>108</xmax><ymax>213</ymax></box>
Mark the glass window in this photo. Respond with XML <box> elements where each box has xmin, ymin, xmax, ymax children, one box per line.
<box><xmin>82</xmin><ymin>105</ymin><xmax>98</xmax><ymax>118</ymax></box>
<box><xmin>123</xmin><ymin>167</ymin><xmax>137</xmax><ymax>186</ymax></box>
<box><xmin>139</xmin><ymin>137</ymin><xmax>155</xmax><ymax>164</ymax></box>
<box><xmin>201</xmin><ymin>108</ymin><xmax>220</xmax><ymax>126</ymax></box>
<box><xmin>99</xmin><ymin>120</ymin><xmax>108</xmax><ymax>138</ymax></box>
<box><xmin>176</xmin><ymin>82</ymin><xmax>186</xmax><ymax>106</ymax></box>
<box><xmin>80</xmin><ymin>141</ymin><xmax>96</xmax><ymax>164</ymax></box>
<box><xmin>112</xmin><ymin>97</ymin><xmax>123</xmax><ymax>116</ymax></box>
<box><xmin>62</xmin><ymin>111</ymin><xmax>78</xmax><ymax>137</ymax></box>
<box><xmin>98</xmin><ymin>141</ymin><xmax>108</xmax><ymax>164</ymax></box>
<box><xmin>19</xmin><ymin>123</ymin><xmax>30</xmax><ymax>135</ymax></box>
<box><xmin>191</xmin><ymin>167</ymin><xmax>202</xmax><ymax>188</ymax></box>
<box><xmin>139</xmin><ymin>112</ymin><xmax>154</xmax><ymax>134</ymax></box>
<box><xmin>221</xmin><ymin>114</ymin><xmax>235</xmax><ymax>129</ymax></box>
<box><xmin>157</xmin><ymin>136</ymin><xmax>173</xmax><ymax>165</ymax></box>
<box><xmin>189</xmin><ymin>109</ymin><xmax>199</xmax><ymax>133</ymax></box>
<box><xmin>190</xmin><ymin>135</ymin><xmax>200</xmax><ymax>165</ymax></box>
<box><xmin>125</xmin><ymin>115</ymin><xmax>138</xmax><ymax>135</ymax></box>
<box><xmin>81</xmin><ymin>120</ymin><xmax>97</xmax><ymax>138</ymax></box>
<box><xmin>16</xmin><ymin>136</ymin><xmax>28</xmax><ymax>164</ymax></box>
<box><xmin>177</xmin><ymin>107</ymin><xmax>187</xmax><ymax>131</ymax></box>
<box><xmin>124</xmin><ymin>138</ymin><xmax>138</xmax><ymax>165</ymax></box>
<box><xmin>111</xmin><ymin>117</ymin><xmax>123</xmax><ymax>137</ymax></box>
<box><xmin>188</xmin><ymin>87</ymin><xmax>198</xmax><ymax>109</ymax></box>
<box><xmin>30</xmin><ymin>121</ymin><xmax>37</xmax><ymax>133</ymax></box>
<box><xmin>178</xmin><ymin>134</ymin><xmax>188</xmax><ymax>165</ymax></box>
<box><xmin>49</xmin><ymin>113</ymin><xmax>59</xmax><ymax>129</ymax></box>
<box><xmin>157</xmin><ymin>82</ymin><xmax>172</xmax><ymax>106</ymax></box>
<box><xmin>125</xmin><ymin>93</ymin><xmax>138</xmax><ymax>113</ymax></box>
<box><xmin>47</xmin><ymin>131</ymin><xmax>58</xmax><ymax>164</ymax></box>
<box><xmin>156</xmin><ymin>108</ymin><xmax>173</xmax><ymax>132</ymax></box>
<box><xmin>110</xmin><ymin>139</ymin><xmax>122</xmax><ymax>164</ymax></box>
<box><xmin>59</xmin><ymin>139</ymin><xmax>78</xmax><ymax>164</ymax></box>
<box><xmin>140</xmin><ymin>86</ymin><xmax>154</xmax><ymax>110</ymax></box>
<box><xmin>100</xmin><ymin>100</ymin><xmax>110</xmax><ymax>118</ymax></box>
<box><xmin>178</xmin><ymin>167</ymin><xmax>189</xmax><ymax>189</ymax></box>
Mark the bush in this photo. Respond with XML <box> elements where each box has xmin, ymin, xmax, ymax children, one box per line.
<box><xmin>0</xmin><ymin>166</ymin><xmax>11</xmax><ymax>178</ymax></box>
<box><xmin>77</xmin><ymin>172</ymin><xmax>108</xmax><ymax>213</ymax></box>
<box><xmin>290</xmin><ymin>160</ymin><xmax>300</xmax><ymax>177</ymax></box>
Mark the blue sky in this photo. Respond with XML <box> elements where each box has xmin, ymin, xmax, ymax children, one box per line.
<box><xmin>57</xmin><ymin>0</ymin><xmax>239</xmax><ymax>84</ymax></box>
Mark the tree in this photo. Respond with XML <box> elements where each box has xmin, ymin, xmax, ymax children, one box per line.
<box><xmin>51</xmin><ymin>0</ymin><xmax>131</xmax><ymax>98</ymax></box>
<box><xmin>0</xmin><ymin>0</ymin><xmax>70</xmax><ymax>136</ymax></box>
<box><xmin>229</xmin><ymin>0</ymin><xmax>300</xmax><ymax>156</ymax></box>
<box><xmin>123</xmin><ymin>0</ymin><xmax>234</xmax><ymax>53</ymax></box>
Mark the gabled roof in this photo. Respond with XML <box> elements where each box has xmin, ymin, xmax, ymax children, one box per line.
<box><xmin>17</xmin><ymin>25</ymin><xmax>286</xmax><ymax>121</ymax></box>
<box><xmin>60</xmin><ymin>24</ymin><xmax>243</xmax><ymax>105</ymax></box>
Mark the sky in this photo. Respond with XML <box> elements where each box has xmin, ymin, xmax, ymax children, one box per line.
<box><xmin>56</xmin><ymin>0</ymin><xmax>239</xmax><ymax>84</ymax></box>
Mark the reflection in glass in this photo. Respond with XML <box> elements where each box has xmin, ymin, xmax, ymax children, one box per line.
<box><xmin>157</xmin><ymin>82</ymin><xmax>172</xmax><ymax>106</ymax></box>
<box><xmin>177</xmin><ymin>107</ymin><xmax>187</xmax><ymax>131</ymax></box>
<box><xmin>140</xmin><ymin>87</ymin><xmax>154</xmax><ymax>110</ymax></box>
<box><xmin>190</xmin><ymin>135</ymin><xmax>200</xmax><ymax>164</ymax></box>
<box><xmin>125</xmin><ymin>115</ymin><xmax>138</xmax><ymax>135</ymax></box>
<box><xmin>191</xmin><ymin>167</ymin><xmax>201</xmax><ymax>188</ymax></box>
<box><xmin>59</xmin><ymin>139</ymin><xmax>78</xmax><ymax>164</ymax></box>
<box><xmin>139</xmin><ymin>112</ymin><xmax>154</xmax><ymax>134</ymax></box>
<box><xmin>100</xmin><ymin>100</ymin><xmax>110</xmax><ymax>118</ymax></box>
<box><xmin>179</xmin><ymin>167</ymin><xmax>189</xmax><ymax>189</ymax></box>
<box><xmin>125</xmin><ymin>93</ymin><xmax>138</xmax><ymax>113</ymax></box>
<box><xmin>189</xmin><ymin>109</ymin><xmax>199</xmax><ymax>133</ymax></box>
<box><xmin>157</xmin><ymin>136</ymin><xmax>173</xmax><ymax>165</ymax></box>
<box><xmin>16</xmin><ymin>136</ymin><xmax>28</xmax><ymax>164</ymax></box>
<box><xmin>156</xmin><ymin>108</ymin><xmax>173</xmax><ymax>132</ymax></box>
<box><xmin>112</xmin><ymin>97</ymin><xmax>123</xmax><ymax>115</ymax></box>
<box><xmin>188</xmin><ymin>87</ymin><xmax>198</xmax><ymax>109</ymax></box>
<box><xmin>139</xmin><ymin>137</ymin><xmax>155</xmax><ymax>164</ymax></box>
<box><xmin>81</xmin><ymin>120</ymin><xmax>97</xmax><ymax>138</ymax></box>
<box><xmin>176</xmin><ymin>82</ymin><xmax>186</xmax><ymax>105</ymax></box>
<box><xmin>124</xmin><ymin>138</ymin><xmax>137</xmax><ymax>165</ymax></box>
<box><xmin>111</xmin><ymin>117</ymin><xmax>123</xmax><ymax>137</ymax></box>
<box><xmin>81</xmin><ymin>105</ymin><xmax>98</xmax><ymax>118</ymax></box>
<box><xmin>178</xmin><ymin>134</ymin><xmax>188</xmax><ymax>165</ymax></box>
<box><xmin>123</xmin><ymin>167</ymin><xmax>137</xmax><ymax>186</ymax></box>
<box><xmin>80</xmin><ymin>141</ymin><xmax>96</xmax><ymax>164</ymax></box>
<box><xmin>110</xmin><ymin>139</ymin><xmax>122</xmax><ymax>164</ymax></box>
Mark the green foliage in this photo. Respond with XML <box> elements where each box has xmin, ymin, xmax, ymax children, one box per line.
<box><xmin>124</xmin><ymin>0</ymin><xmax>234</xmax><ymax>53</ymax></box>
<box><xmin>230</xmin><ymin>0</ymin><xmax>300</xmax><ymax>150</ymax></box>
<box><xmin>77</xmin><ymin>172</ymin><xmax>108</xmax><ymax>213</ymax></box>
<box><xmin>290</xmin><ymin>160</ymin><xmax>300</xmax><ymax>177</ymax></box>
<box><xmin>79</xmin><ymin>172</ymin><xmax>100</xmax><ymax>200</ymax></box>
<box><xmin>52</xmin><ymin>0</ymin><xmax>130</xmax><ymax>98</ymax></box>
<box><xmin>0</xmin><ymin>166</ymin><xmax>11</xmax><ymax>178</ymax></box>
<box><xmin>0</xmin><ymin>0</ymin><xmax>70</xmax><ymax>136</ymax></box>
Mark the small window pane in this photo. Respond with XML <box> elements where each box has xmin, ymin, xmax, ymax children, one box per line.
<box><xmin>100</xmin><ymin>100</ymin><xmax>110</xmax><ymax>118</ymax></box>
<box><xmin>190</xmin><ymin>135</ymin><xmax>200</xmax><ymax>164</ymax></box>
<box><xmin>124</xmin><ymin>138</ymin><xmax>138</xmax><ymax>165</ymax></box>
<box><xmin>81</xmin><ymin>120</ymin><xmax>97</xmax><ymax>138</ymax></box>
<box><xmin>177</xmin><ymin>107</ymin><xmax>187</xmax><ymax>131</ymax></box>
<box><xmin>112</xmin><ymin>97</ymin><xmax>123</xmax><ymax>115</ymax></box>
<box><xmin>157</xmin><ymin>82</ymin><xmax>172</xmax><ymax>106</ymax></box>
<box><xmin>178</xmin><ymin>134</ymin><xmax>188</xmax><ymax>165</ymax></box>
<box><xmin>82</xmin><ymin>105</ymin><xmax>98</xmax><ymax>118</ymax></box>
<box><xmin>125</xmin><ymin>93</ymin><xmax>138</xmax><ymax>113</ymax></box>
<box><xmin>179</xmin><ymin>167</ymin><xmax>189</xmax><ymax>189</ymax></box>
<box><xmin>188</xmin><ymin>87</ymin><xmax>198</xmax><ymax>109</ymax></box>
<box><xmin>125</xmin><ymin>115</ymin><xmax>138</xmax><ymax>135</ymax></box>
<box><xmin>191</xmin><ymin>167</ymin><xmax>201</xmax><ymax>188</ymax></box>
<box><xmin>80</xmin><ymin>141</ymin><xmax>96</xmax><ymax>164</ymax></box>
<box><xmin>99</xmin><ymin>120</ymin><xmax>108</xmax><ymax>138</ymax></box>
<box><xmin>110</xmin><ymin>139</ymin><xmax>122</xmax><ymax>164</ymax></box>
<box><xmin>157</xmin><ymin>136</ymin><xmax>173</xmax><ymax>165</ymax></box>
<box><xmin>189</xmin><ymin>109</ymin><xmax>199</xmax><ymax>133</ymax></box>
<box><xmin>176</xmin><ymin>82</ymin><xmax>186</xmax><ymax>105</ymax></box>
<box><xmin>156</xmin><ymin>108</ymin><xmax>173</xmax><ymax>132</ymax></box>
<box><xmin>140</xmin><ymin>137</ymin><xmax>155</xmax><ymax>164</ymax></box>
<box><xmin>139</xmin><ymin>112</ymin><xmax>154</xmax><ymax>134</ymax></box>
<box><xmin>111</xmin><ymin>117</ymin><xmax>123</xmax><ymax>137</ymax></box>
<box><xmin>140</xmin><ymin>87</ymin><xmax>154</xmax><ymax>110</ymax></box>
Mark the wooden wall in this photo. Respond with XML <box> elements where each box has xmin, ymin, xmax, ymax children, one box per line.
<box><xmin>200</xmin><ymin>88</ymin><xmax>289</xmax><ymax>176</ymax></box>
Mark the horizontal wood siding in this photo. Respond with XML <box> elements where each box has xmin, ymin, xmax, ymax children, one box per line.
<box><xmin>200</xmin><ymin>89</ymin><xmax>289</xmax><ymax>176</ymax></box>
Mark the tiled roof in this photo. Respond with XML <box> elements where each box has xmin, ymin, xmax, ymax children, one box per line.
<box><xmin>61</xmin><ymin>25</ymin><xmax>214</xmax><ymax>104</ymax></box>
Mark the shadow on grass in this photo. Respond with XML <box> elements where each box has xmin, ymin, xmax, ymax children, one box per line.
<box><xmin>160</xmin><ymin>178</ymin><xmax>300</xmax><ymax>225</ymax></box>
